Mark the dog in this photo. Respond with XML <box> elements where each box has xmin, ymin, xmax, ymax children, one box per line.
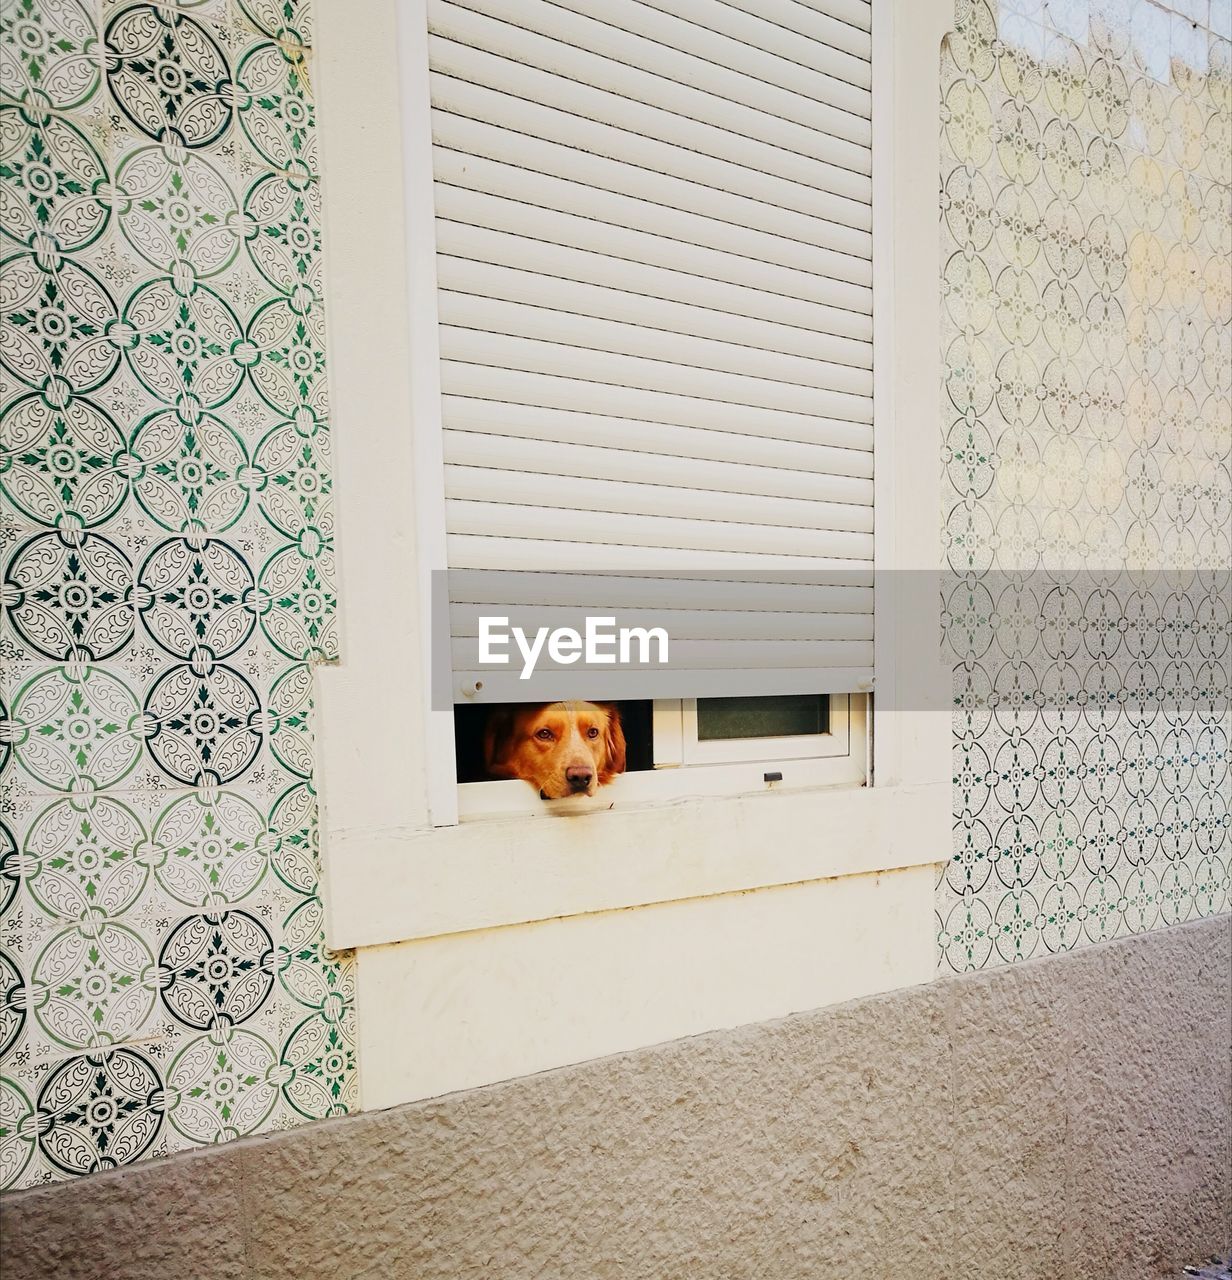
<box><xmin>483</xmin><ymin>701</ymin><xmax>626</xmax><ymax>799</ymax></box>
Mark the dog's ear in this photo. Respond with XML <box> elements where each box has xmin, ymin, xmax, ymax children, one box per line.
<box><xmin>483</xmin><ymin>707</ymin><xmax>517</xmax><ymax>778</ymax></box>
<box><xmin>598</xmin><ymin>703</ymin><xmax>626</xmax><ymax>782</ymax></box>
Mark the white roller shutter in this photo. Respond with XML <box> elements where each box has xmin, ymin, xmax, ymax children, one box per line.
<box><xmin>427</xmin><ymin>0</ymin><xmax>876</xmax><ymax>702</ymax></box>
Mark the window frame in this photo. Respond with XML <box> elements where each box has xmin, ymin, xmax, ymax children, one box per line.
<box><xmin>455</xmin><ymin>694</ymin><xmax>867</xmax><ymax>821</ymax></box>
<box><xmin>314</xmin><ymin>0</ymin><xmax>952</xmax><ymax>955</ymax></box>
<box><xmin>667</xmin><ymin>694</ymin><xmax>851</xmax><ymax>767</ymax></box>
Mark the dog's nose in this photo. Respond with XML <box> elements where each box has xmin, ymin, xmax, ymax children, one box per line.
<box><xmin>565</xmin><ymin>765</ymin><xmax>593</xmax><ymax>791</ymax></box>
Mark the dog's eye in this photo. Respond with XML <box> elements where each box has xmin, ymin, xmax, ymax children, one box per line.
<box><xmin>535</xmin><ymin>727</ymin><xmax>554</xmax><ymax>741</ymax></box>
<box><xmin>587</xmin><ymin>727</ymin><xmax>600</xmax><ymax>738</ymax></box>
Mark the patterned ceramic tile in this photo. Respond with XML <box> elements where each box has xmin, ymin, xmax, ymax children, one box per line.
<box><xmin>0</xmin><ymin>0</ymin><xmax>352</xmax><ymax>1190</ymax></box>
<box><xmin>0</xmin><ymin>0</ymin><xmax>101</xmax><ymax>116</ymax></box>
<box><xmin>938</xmin><ymin>0</ymin><xmax>1231</xmax><ymax>972</ymax></box>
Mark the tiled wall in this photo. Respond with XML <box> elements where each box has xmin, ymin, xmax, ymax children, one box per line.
<box><xmin>0</xmin><ymin>0</ymin><xmax>353</xmax><ymax>1190</ymax></box>
<box><xmin>938</xmin><ymin>0</ymin><xmax>1231</xmax><ymax>969</ymax></box>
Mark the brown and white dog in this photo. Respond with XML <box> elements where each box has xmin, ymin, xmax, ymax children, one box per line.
<box><xmin>483</xmin><ymin>701</ymin><xmax>626</xmax><ymax>798</ymax></box>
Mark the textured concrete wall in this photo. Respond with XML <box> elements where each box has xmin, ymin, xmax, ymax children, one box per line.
<box><xmin>3</xmin><ymin>915</ymin><xmax>1228</xmax><ymax>1280</ymax></box>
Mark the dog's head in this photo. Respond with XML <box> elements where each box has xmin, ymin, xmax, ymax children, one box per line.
<box><xmin>483</xmin><ymin>701</ymin><xmax>626</xmax><ymax>798</ymax></box>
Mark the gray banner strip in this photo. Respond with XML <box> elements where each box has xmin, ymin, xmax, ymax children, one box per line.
<box><xmin>431</xmin><ymin>569</ymin><xmax>1230</xmax><ymax>711</ymax></box>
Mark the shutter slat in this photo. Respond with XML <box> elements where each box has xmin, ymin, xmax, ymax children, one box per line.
<box><xmin>448</xmin><ymin>573</ymin><xmax>874</xmax><ymax>612</ymax></box>
<box><xmin>434</xmin><ymin>0</ymin><xmax>869</xmax><ymax>126</ymax></box>
<box><xmin>431</xmin><ymin>0</ymin><xmax>876</xmax><ymax>702</ymax></box>
<box><xmin>446</xmin><ymin>501</ymin><xmax>874</xmax><ymax>560</ymax></box>
<box><xmin>444</xmin><ymin>466</ymin><xmax>874</xmax><ymax>533</ymax></box>
<box><xmin>430</xmin><ymin>0</ymin><xmax>869</xmax><ymax>152</ymax></box>
<box><xmin>431</xmin><ymin>108</ymin><xmax>871</xmax><ymax>251</ymax></box>
<box><xmin>441</xmin><ymin>401</ymin><xmax>873</xmax><ymax>476</ymax></box>
<box><xmin>450</xmin><ymin>605</ymin><xmax>872</xmax><ymax>641</ymax></box>
<box><xmin>438</xmin><ymin>364</ymin><xmax>874</xmax><ymax>450</ymax></box>
<box><xmin>789</xmin><ymin>0</ymin><xmax>871</xmax><ymax>32</ymax></box>
<box><xmin>437</xmin><ymin>256</ymin><xmax>872</xmax><ymax>367</ymax></box>
<box><xmin>447</xmin><ymin>535</ymin><xmax>872</xmax><ymax>573</ymax></box>
<box><xmin>450</xmin><ymin>669</ymin><xmax>873</xmax><ymax>703</ymax></box>
<box><xmin>434</xmin><ymin>184</ymin><xmax>870</xmax><ymax>312</ymax></box>
<box><xmin>440</xmin><ymin>330</ymin><xmax>873</xmax><ymax>422</ymax></box>
<box><xmin>427</xmin><ymin>29</ymin><xmax>871</xmax><ymax>184</ymax></box>
<box><xmin>438</xmin><ymin>293</ymin><xmax>872</xmax><ymax>393</ymax></box>
<box><xmin>445</xmin><ymin>670</ymin><xmax>870</xmax><ymax>701</ymax></box>
<box><xmin>659</xmin><ymin>0</ymin><xmax>870</xmax><ymax>67</ymax></box>
<box><xmin>717</xmin><ymin>0</ymin><xmax>871</xmax><ymax>51</ymax></box>
<box><xmin>550</xmin><ymin>0</ymin><xmax>872</xmax><ymax>112</ymax></box>
<box><xmin>435</xmin><ymin>229</ymin><xmax>872</xmax><ymax>344</ymax></box>
<box><xmin>451</xmin><ymin>637</ymin><xmax>875</xmax><ymax>670</ymax></box>
<box><xmin>443</xmin><ymin>431</ymin><xmax>874</xmax><ymax>500</ymax></box>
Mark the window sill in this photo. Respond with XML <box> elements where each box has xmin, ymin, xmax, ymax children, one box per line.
<box><xmin>456</xmin><ymin>755</ymin><xmax>867</xmax><ymax>820</ymax></box>
<box><xmin>322</xmin><ymin>780</ymin><xmax>949</xmax><ymax>950</ymax></box>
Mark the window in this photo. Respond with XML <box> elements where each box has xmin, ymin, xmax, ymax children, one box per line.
<box><xmin>455</xmin><ymin>692</ymin><xmax>865</xmax><ymax>817</ymax></box>
<box><xmin>314</xmin><ymin>0</ymin><xmax>949</xmax><ymax>955</ymax></box>
<box><xmin>426</xmin><ymin>0</ymin><xmax>878</xmax><ymax>814</ymax></box>
<box><xmin>695</xmin><ymin>694</ymin><xmax>830</xmax><ymax>743</ymax></box>
<box><xmin>665</xmin><ymin>694</ymin><xmax>848</xmax><ymax>768</ymax></box>
<box><xmin>652</xmin><ymin>690</ymin><xmax>866</xmax><ymax>783</ymax></box>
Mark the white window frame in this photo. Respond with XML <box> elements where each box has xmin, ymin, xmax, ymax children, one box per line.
<box><xmin>315</xmin><ymin>0</ymin><xmax>952</xmax><ymax>966</ymax></box>
<box><xmin>457</xmin><ymin>694</ymin><xmax>866</xmax><ymax>821</ymax></box>
<box><xmin>665</xmin><ymin>694</ymin><xmax>854</xmax><ymax>767</ymax></box>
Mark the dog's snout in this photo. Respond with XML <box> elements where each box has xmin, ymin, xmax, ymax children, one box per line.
<box><xmin>565</xmin><ymin>764</ymin><xmax>593</xmax><ymax>791</ymax></box>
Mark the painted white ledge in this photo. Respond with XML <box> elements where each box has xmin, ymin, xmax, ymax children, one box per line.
<box><xmin>357</xmin><ymin>863</ymin><xmax>939</xmax><ymax>1109</ymax></box>
<box><xmin>325</xmin><ymin>780</ymin><xmax>948</xmax><ymax>949</ymax></box>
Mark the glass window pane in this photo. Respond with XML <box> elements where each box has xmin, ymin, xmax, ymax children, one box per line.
<box><xmin>696</xmin><ymin>694</ymin><xmax>829</xmax><ymax>740</ymax></box>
